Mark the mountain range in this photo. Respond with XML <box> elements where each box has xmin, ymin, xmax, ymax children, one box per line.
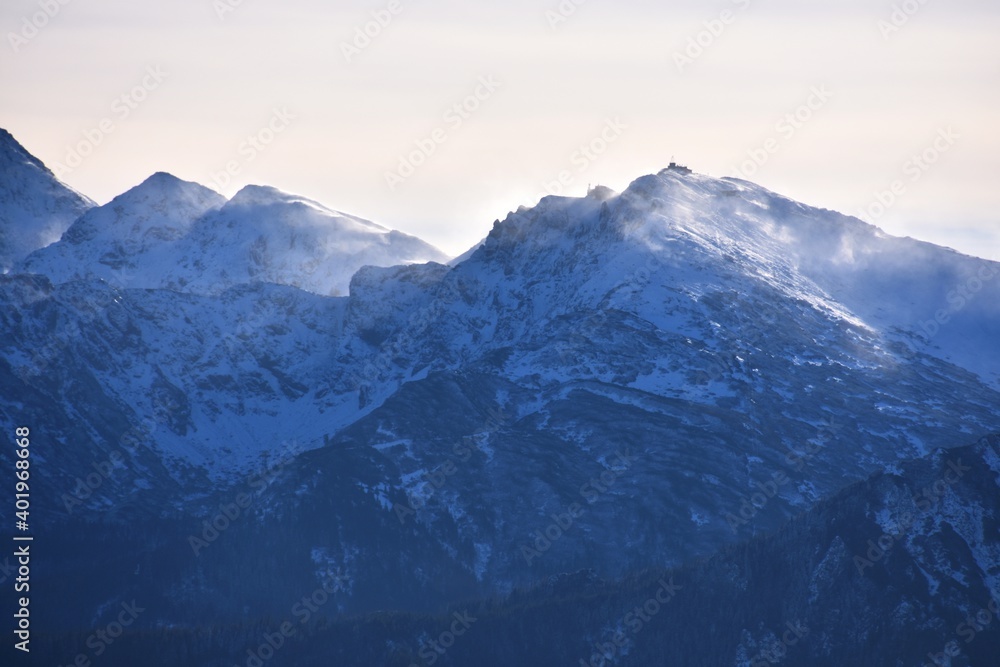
<box><xmin>0</xmin><ymin>129</ymin><xmax>996</xmax><ymax>665</ymax></box>
<box><xmin>19</xmin><ymin>171</ymin><xmax>447</xmax><ymax>297</ymax></box>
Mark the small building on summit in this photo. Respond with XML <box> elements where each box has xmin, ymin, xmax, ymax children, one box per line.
<box><xmin>664</xmin><ymin>161</ymin><xmax>692</xmax><ymax>175</ymax></box>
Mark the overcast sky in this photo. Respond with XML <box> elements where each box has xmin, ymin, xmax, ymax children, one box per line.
<box><xmin>2</xmin><ymin>0</ymin><xmax>998</xmax><ymax>259</ymax></box>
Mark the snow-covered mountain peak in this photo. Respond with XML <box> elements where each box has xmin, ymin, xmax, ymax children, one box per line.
<box><xmin>227</xmin><ymin>183</ymin><xmax>300</xmax><ymax>208</ymax></box>
<box><xmin>0</xmin><ymin>128</ymin><xmax>48</xmax><ymax>172</ymax></box>
<box><xmin>219</xmin><ymin>184</ymin><xmax>388</xmax><ymax>237</ymax></box>
<box><xmin>225</xmin><ymin>184</ymin><xmax>334</xmax><ymax>211</ymax></box>
<box><xmin>142</xmin><ymin>170</ymin><xmax>186</xmax><ymax>186</ymax></box>
<box><xmin>0</xmin><ymin>128</ymin><xmax>94</xmax><ymax>273</ymax></box>
<box><xmin>18</xmin><ymin>167</ymin><xmax>448</xmax><ymax>296</ymax></box>
<box><xmin>48</xmin><ymin>173</ymin><xmax>224</xmax><ymax>253</ymax></box>
<box><xmin>118</xmin><ymin>171</ymin><xmax>224</xmax><ymax>212</ymax></box>
<box><xmin>453</xmin><ymin>166</ymin><xmax>999</xmax><ymax>387</ymax></box>
<box><xmin>614</xmin><ymin>168</ymin><xmax>883</xmax><ymax>248</ymax></box>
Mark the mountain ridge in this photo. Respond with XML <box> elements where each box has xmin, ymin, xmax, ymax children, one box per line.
<box><xmin>27</xmin><ymin>433</ymin><xmax>1000</xmax><ymax>666</ymax></box>
<box><xmin>0</xmin><ymin>130</ymin><xmax>998</xmax><ymax>649</ymax></box>
<box><xmin>20</xmin><ymin>168</ymin><xmax>449</xmax><ymax>297</ymax></box>
<box><xmin>0</xmin><ymin>128</ymin><xmax>95</xmax><ymax>272</ymax></box>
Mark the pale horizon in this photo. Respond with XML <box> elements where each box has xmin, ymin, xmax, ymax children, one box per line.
<box><xmin>3</xmin><ymin>0</ymin><xmax>998</xmax><ymax>259</ymax></box>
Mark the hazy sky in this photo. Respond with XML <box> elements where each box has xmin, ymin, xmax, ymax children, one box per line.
<box><xmin>2</xmin><ymin>0</ymin><xmax>998</xmax><ymax>259</ymax></box>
